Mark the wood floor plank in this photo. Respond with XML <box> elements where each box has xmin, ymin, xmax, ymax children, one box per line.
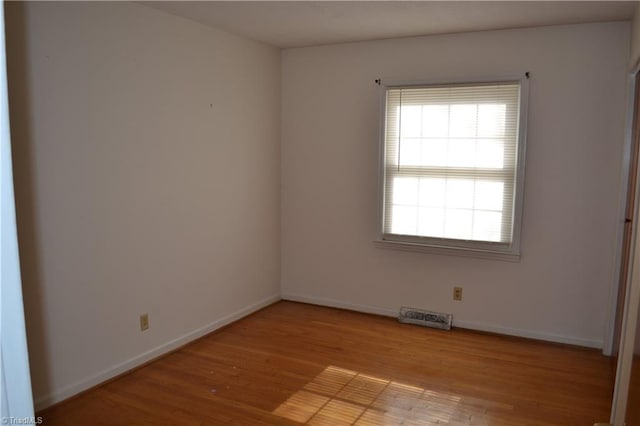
<box><xmin>38</xmin><ymin>301</ymin><xmax>615</xmax><ymax>425</ymax></box>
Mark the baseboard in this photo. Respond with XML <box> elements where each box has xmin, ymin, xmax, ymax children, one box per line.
<box><xmin>282</xmin><ymin>293</ymin><xmax>398</xmax><ymax>318</ymax></box>
<box><xmin>451</xmin><ymin>319</ymin><xmax>602</xmax><ymax>348</ymax></box>
<box><xmin>281</xmin><ymin>292</ymin><xmax>602</xmax><ymax>349</ymax></box>
<box><xmin>34</xmin><ymin>293</ymin><xmax>281</xmax><ymax>411</ymax></box>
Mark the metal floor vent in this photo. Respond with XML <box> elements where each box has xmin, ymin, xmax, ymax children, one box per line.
<box><xmin>399</xmin><ymin>307</ymin><xmax>452</xmax><ymax>330</ymax></box>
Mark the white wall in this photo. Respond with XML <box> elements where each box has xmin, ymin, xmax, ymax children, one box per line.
<box><xmin>5</xmin><ymin>1</ymin><xmax>281</xmax><ymax>409</ymax></box>
<box><xmin>281</xmin><ymin>22</ymin><xmax>629</xmax><ymax>348</ymax></box>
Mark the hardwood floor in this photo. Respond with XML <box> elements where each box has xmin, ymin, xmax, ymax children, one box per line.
<box><xmin>626</xmin><ymin>355</ymin><xmax>640</xmax><ymax>424</ymax></box>
<box><xmin>39</xmin><ymin>301</ymin><xmax>614</xmax><ymax>425</ymax></box>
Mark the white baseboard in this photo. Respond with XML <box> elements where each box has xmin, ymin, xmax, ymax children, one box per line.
<box><xmin>282</xmin><ymin>292</ymin><xmax>603</xmax><ymax>349</ymax></box>
<box><xmin>282</xmin><ymin>292</ymin><xmax>398</xmax><ymax>317</ymax></box>
<box><xmin>451</xmin><ymin>319</ymin><xmax>602</xmax><ymax>348</ymax></box>
<box><xmin>34</xmin><ymin>293</ymin><xmax>281</xmax><ymax>411</ymax></box>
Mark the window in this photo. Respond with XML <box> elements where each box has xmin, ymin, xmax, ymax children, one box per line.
<box><xmin>378</xmin><ymin>78</ymin><xmax>527</xmax><ymax>258</ymax></box>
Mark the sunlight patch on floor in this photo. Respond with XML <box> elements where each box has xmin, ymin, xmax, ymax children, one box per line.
<box><xmin>272</xmin><ymin>365</ymin><xmax>462</xmax><ymax>425</ymax></box>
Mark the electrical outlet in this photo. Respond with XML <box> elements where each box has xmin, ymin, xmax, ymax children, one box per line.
<box><xmin>453</xmin><ymin>287</ymin><xmax>463</xmax><ymax>301</ymax></box>
<box><xmin>140</xmin><ymin>313</ymin><xmax>149</xmax><ymax>331</ymax></box>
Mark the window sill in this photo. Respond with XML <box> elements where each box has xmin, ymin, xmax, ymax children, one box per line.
<box><xmin>373</xmin><ymin>239</ymin><xmax>521</xmax><ymax>262</ymax></box>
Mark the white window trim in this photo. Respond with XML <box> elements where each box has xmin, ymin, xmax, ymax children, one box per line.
<box><xmin>375</xmin><ymin>75</ymin><xmax>529</xmax><ymax>261</ymax></box>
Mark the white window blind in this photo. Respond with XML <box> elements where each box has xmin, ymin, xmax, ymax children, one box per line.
<box><xmin>380</xmin><ymin>80</ymin><xmax>526</xmax><ymax>255</ymax></box>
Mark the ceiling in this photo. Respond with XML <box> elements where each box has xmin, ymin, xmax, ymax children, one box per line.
<box><xmin>143</xmin><ymin>1</ymin><xmax>637</xmax><ymax>48</ymax></box>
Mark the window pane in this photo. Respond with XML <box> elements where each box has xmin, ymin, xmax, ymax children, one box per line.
<box><xmin>418</xmin><ymin>207</ymin><xmax>445</xmax><ymax>238</ymax></box>
<box><xmin>392</xmin><ymin>177</ymin><xmax>419</xmax><ymax>206</ymax></box>
<box><xmin>445</xmin><ymin>179</ymin><xmax>474</xmax><ymax>209</ymax></box>
<box><xmin>475</xmin><ymin>181</ymin><xmax>504</xmax><ymax>211</ymax></box>
<box><xmin>448</xmin><ymin>138</ymin><xmax>476</xmax><ymax>167</ymax></box>
<box><xmin>421</xmin><ymin>138</ymin><xmax>447</xmax><ymax>167</ymax></box>
<box><xmin>400</xmin><ymin>105</ymin><xmax>422</xmax><ymax>137</ymax></box>
<box><xmin>473</xmin><ymin>210</ymin><xmax>502</xmax><ymax>242</ymax></box>
<box><xmin>391</xmin><ymin>205</ymin><xmax>417</xmax><ymax>235</ymax></box>
<box><xmin>422</xmin><ymin>105</ymin><xmax>449</xmax><ymax>137</ymax></box>
<box><xmin>476</xmin><ymin>139</ymin><xmax>504</xmax><ymax>169</ymax></box>
<box><xmin>449</xmin><ymin>104</ymin><xmax>477</xmax><ymax>137</ymax></box>
<box><xmin>419</xmin><ymin>178</ymin><xmax>446</xmax><ymax>207</ymax></box>
<box><xmin>444</xmin><ymin>209</ymin><xmax>473</xmax><ymax>239</ymax></box>
<box><xmin>477</xmin><ymin>104</ymin><xmax>506</xmax><ymax>138</ymax></box>
<box><xmin>399</xmin><ymin>138</ymin><xmax>421</xmax><ymax>166</ymax></box>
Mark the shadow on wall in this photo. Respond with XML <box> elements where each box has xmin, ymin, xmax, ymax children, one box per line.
<box><xmin>4</xmin><ymin>1</ymin><xmax>51</xmax><ymax>405</ymax></box>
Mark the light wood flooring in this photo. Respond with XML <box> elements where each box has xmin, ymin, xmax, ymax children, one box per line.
<box><xmin>39</xmin><ymin>301</ymin><xmax>615</xmax><ymax>425</ymax></box>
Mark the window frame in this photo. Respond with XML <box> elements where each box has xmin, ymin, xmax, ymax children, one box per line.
<box><xmin>376</xmin><ymin>76</ymin><xmax>529</xmax><ymax>261</ymax></box>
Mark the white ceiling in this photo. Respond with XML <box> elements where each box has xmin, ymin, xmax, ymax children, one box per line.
<box><xmin>143</xmin><ymin>1</ymin><xmax>637</xmax><ymax>48</ymax></box>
